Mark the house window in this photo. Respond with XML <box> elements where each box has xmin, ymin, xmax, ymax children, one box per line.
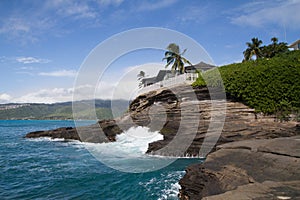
<box><xmin>298</xmin><ymin>43</ymin><xmax>300</xmax><ymax>49</ymax></box>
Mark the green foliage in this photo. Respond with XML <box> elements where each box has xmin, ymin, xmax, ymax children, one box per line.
<box><xmin>192</xmin><ymin>71</ymin><xmax>206</xmax><ymax>87</ymax></box>
<box><xmin>163</xmin><ymin>43</ymin><xmax>192</xmax><ymax>74</ymax></box>
<box><xmin>193</xmin><ymin>51</ymin><xmax>300</xmax><ymax>115</ymax></box>
<box><xmin>260</xmin><ymin>40</ymin><xmax>289</xmax><ymax>58</ymax></box>
<box><xmin>243</xmin><ymin>37</ymin><xmax>288</xmax><ymax>61</ymax></box>
<box><xmin>243</xmin><ymin>37</ymin><xmax>263</xmax><ymax>61</ymax></box>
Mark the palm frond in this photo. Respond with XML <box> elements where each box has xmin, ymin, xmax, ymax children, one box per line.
<box><xmin>181</xmin><ymin>49</ymin><xmax>187</xmax><ymax>55</ymax></box>
<box><xmin>165</xmin><ymin>58</ymin><xmax>175</xmax><ymax>68</ymax></box>
<box><xmin>181</xmin><ymin>57</ymin><xmax>192</xmax><ymax>65</ymax></box>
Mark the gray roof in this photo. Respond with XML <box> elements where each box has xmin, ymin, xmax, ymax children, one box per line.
<box><xmin>141</xmin><ymin>70</ymin><xmax>178</xmax><ymax>84</ymax></box>
<box><xmin>155</xmin><ymin>70</ymin><xmax>176</xmax><ymax>82</ymax></box>
<box><xmin>288</xmin><ymin>39</ymin><xmax>300</xmax><ymax>48</ymax></box>
<box><xmin>141</xmin><ymin>77</ymin><xmax>156</xmax><ymax>84</ymax></box>
<box><xmin>192</xmin><ymin>62</ymin><xmax>216</xmax><ymax>71</ymax></box>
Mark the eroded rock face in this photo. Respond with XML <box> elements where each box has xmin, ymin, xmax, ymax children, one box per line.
<box><xmin>179</xmin><ymin>136</ymin><xmax>300</xmax><ymax>200</ymax></box>
<box><xmin>129</xmin><ymin>85</ymin><xmax>299</xmax><ymax>157</ymax></box>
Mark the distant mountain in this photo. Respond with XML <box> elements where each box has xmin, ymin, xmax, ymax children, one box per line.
<box><xmin>0</xmin><ymin>99</ymin><xmax>129</xmax><ymax>120</ymax></box>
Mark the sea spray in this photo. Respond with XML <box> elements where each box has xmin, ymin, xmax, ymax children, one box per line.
<box><xmin>83</xmin><ymin>126</ymin><xmax>176</xmax><ymax>173</ymax></box>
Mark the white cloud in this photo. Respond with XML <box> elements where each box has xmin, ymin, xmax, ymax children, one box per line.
<box><xmin>136</xmin><ymin>0</ymin><xmax>178</xmax><ymax>11</ymax></box>
<box><xmin>10</xmin><ymin>85</ymin><xmax>98</xmax><ymax>103</ymax></box>
<box><xmin>5</xmin><ymin>63</ymin><xmax>165</xmax><ymax>103</ymax></box>
<box><xmin>177</xmin><ymin>5</ymin><xmax>210</xmax><ymax>24</ymax></box>
<box><xmin>98</xmin><ymin>0</ymin><xmax>124</xmax><ymax>6</ymax></box>
<box><xmin>16</xmin><ymin>56</ymin><xmax>50</xmax><ymax>64</ymax></box>
<box><xmin>0</xmin><ymin>1</ymin><xmax>100</xmax><ymax>43</ymax></box>
<box><xmin>38</xmin><ymin>70</ymin><xmax>77</xmax><ymax>77</ymax></box>
<box><xmin>0</xmin><ymin>17</ymin><xmax>30</xmax><ymax>34</ymax></box>
<box><xmin>19</xmin><ymin>66</ymin><xmax>35</xmax><ymax>70</ymax></box>
<box><xmin>0</xmin><ymin>16</ymin><xmax>55</xmax><ymax>44</ymax></box>
<box><xmin>13</xmin><ymin>88</ymin><xmax>74</xmax><ymax>103</ymax></box>
<box><xmin>231</xmin><ymin>0</ymin><xmax>300</xmax><ymax>29</ymax></box>
<box><xmin>96</xmin><ymin>63</ymin><xmax>164</xmax><ymax>100</ymax></box>
<box><xmin>46</xmin><ymin>0</ymin><xmax>98</xmax><ymax>19</ymax></box>
<box><xmin>0</xmin><ymin>93</ymin><xmax>12</xmax><ymax>104</ymax></box>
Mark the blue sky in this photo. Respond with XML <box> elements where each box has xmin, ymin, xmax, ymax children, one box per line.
<box><xmin>0</xmin><ymin>0</ymin><xmax>299</xmax><ymax>103</ymax></box>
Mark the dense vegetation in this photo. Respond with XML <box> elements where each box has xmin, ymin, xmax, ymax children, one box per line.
<box><xmin>0</xmin><ymin>99</ymin><xmax>128</xmax><ymax>120</ymax></box>
<box><xmin>193</xmin><ymin>50</ymin><xmax>300</xmax><ymax>118</ymax></box>
<box><xmin>243</xmin><ymin>37</ymin><xmax>288</xmax><ymax>61</ymax></box>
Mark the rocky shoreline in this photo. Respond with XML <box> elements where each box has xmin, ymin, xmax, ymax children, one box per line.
<box><xmin>179</xmin><ymin>136</ymin><xmax>300</xmax><ymax>199</ymax></box>
<box><xmin>25</xmin><ymin>85</ymin><xmax>300</xmax><ymax>199</ymax></box>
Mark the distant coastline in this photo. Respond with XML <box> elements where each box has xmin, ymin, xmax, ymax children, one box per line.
<box><xmin>0</xmin><ymin>99</ymin><xmax>128</xmax><ymax>120</ymax></box>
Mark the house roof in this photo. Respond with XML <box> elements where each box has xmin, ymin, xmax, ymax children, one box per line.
<box><xmin>141</xmin><ymin>70</ymin><xmax>178</xmax><ymax>85</ymax></box>
<box><xmin>141</xmin><ymin>77</ymin><xmax>156</xmax><ymax>84</ymax></box>
<box><xmin>185</xmin><ymin>61</ymin><xmax>216</xmax><ymax>72</ymax></box>
<box><xmin>155</xmin><ymin>70</ymin><xmax>176</xmax><ymax>82</ymax></box>
<box><xmin>288</xmin><ymin>39</ymin><xmax>300</xmax><ymax>48</ymax></box>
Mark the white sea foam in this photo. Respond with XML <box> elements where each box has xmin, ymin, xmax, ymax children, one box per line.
<box><xmin>158</xmin><ymin>182</ymin><xmax>181</xmax><ymax>200</ymax></box>
<box><xmin>84</xmin><ymin>126</ymin><xmax>163</xmax><ymax>155</ymax></box>
<box><xmin>159</xmin><ymin>171</ymin><xmax>184</xmax><ymax>200</ymax></box>
<box><xmin>27</xmin><ymin>137</ymin><xmax>66</xmax><ymax>142</ymax></box>
<box><xmin>83</xmin><ymin>126</ymin><xmax>163</xmax><ymax>158</ymax></box>
<box><xmin>27</xmin><ymin>137</ymin><xmax>84</xmax><ymax>148</ymax></box>
<box><xmin>27</xmin><ymin>126</ymin><xmax>183</xmax><ymax>172</ymax></box>
<box><xmin>140</xmin><ymin>171</ymin><xmax>184</xmax><ymax>200</ymax></box>
<box><xmin>83</xmin><ymin>126</ymin><xmax>176</xmax><ymax>173</ymax></box>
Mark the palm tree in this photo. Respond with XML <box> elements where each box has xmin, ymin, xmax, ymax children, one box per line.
<box><xmin>163</xmin><ymin>43</ymin><xmax>192</xmax><ymax>74</ymax></box>
<box><xmin>137</xmin><ymin>71</ymin><xmax>145</xmax><ymax>80</ymax></box>
<box><xmin>137</xmin><ymin>71</ymin><xmax>145</xmax><ymax>88</ymax></box>
<box><xmin>243</xmin><ymin>38</ymin><xmax>263</xmax><ymax>61</ymax></box>
<box><xmin>271</xmin><ymin>37</ymin><xmax>278</xmax><ymax>45</ymax></box>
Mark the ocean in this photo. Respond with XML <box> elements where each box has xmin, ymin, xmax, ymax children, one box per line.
<box><xmin>0</xmin><ymin>120</ymin><xmax>202</xmax><ymax>200</ymax></box>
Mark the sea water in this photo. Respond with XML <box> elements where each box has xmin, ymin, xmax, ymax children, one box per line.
<box><xmin>0</xmin><ymin>120</ymin><xmax>202</xmax><ymax>200</ymax></box>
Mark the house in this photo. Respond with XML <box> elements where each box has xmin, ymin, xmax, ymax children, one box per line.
<box><xmin>140</xmin><ymin>62</ymin><xmax>215</xmax><ymax>88</ymax></box>
<box><xmin>141</xmin><ymin>77</ymin><xmax>157</xmax><ymax>87</ymax></box>
<box><xmin>141</xmin><ymin>70</ymin><xmax>178</xmax><ymax>87</ymax></box>
<box><xmin>185</xmin><ymin>61</ymin><xmax>216</xmax><ymax>72</ymax></box>
<box><xmin>288</xmin><ymin>39</ymin><xmax>300</xmax><ymax>50</ymax></box>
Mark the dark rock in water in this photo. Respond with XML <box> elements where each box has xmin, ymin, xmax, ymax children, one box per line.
<box><xmin>179</xmin><ymin>136</ymin><xmax>300</xmax><ymax>200</ymax></box>
<box><xmin>25</xmin><ymin>127</ymin><xmax>80</xmax><ymax>141</ymax></box>
<box><xmin>25</xmin><ymin>119</ymin><xmax>124</xmax><ymax>143</ymax></box>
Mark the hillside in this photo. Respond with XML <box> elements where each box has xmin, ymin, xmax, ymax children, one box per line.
<box><xmin>193</xmin><ymin>50</ymin><xmax>300</xmax><ymax>119</ymax></box>
<box><xmin>0</xmin><ymin>99</ymin><xmax>128</xmax><ymax>120</ymax></box>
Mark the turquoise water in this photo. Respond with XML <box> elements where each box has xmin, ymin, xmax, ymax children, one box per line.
<box><xmin>0</xmin><ymin>120</ymin><xmax>202</xmax><ymax>200</ymax></box>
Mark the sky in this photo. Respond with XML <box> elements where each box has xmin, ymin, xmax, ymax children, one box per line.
<box><xmin>0</xmin><ymin>0</ymin><xmax>299</xmax><ymax>103</ymax></box>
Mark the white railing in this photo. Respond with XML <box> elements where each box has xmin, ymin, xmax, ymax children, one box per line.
<box><xmin>138</xmin><ymin>73</ymin><xmax>198</xmax><ymax>95</ymax></box>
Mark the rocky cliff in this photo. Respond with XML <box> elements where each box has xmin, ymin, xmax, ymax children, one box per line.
<box><xmin>25</xmin><ymin>85</ymin><xmax>300</xmax><ymax>199</ymax></box>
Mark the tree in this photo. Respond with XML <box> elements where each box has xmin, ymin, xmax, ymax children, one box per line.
<box><xmin>261</xmin><ymin>37</ymin><xmax>288</xmax><ymax>58</ymax></box>
<box><xmin>243</xmin><ymin>37</ymin><xmax>263</xmax><ymax>61</ymax></box>
<box><xmin>137</xmin><ymin>71</ymin><xmax>145</xmax><ymax>88</ymax></box>
<box><xmin>271</xmin><ymin>37</ymin><xmax>278</xmax><ymax>45</ymax></box>
<box><xmin>137</xmin><ymin>71</ymin><xmax>145</xmax><ymax>80</ymax></box>
<box><xmin>163</xmin><ymin>43</ymin><xmax>192</xmax><ymax>74</ymax></box>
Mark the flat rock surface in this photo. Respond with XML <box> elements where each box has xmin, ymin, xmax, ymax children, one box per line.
<box><xmin>179</xmin><ymin>136</ymin><xmax>300</xmax><ymax>200</ymax></box>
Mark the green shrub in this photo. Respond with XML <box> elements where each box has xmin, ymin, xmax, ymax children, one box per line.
<box><xmin>193</xmin><ymin>51</ymin><xmax>300</xmax><ymax>115</ymax></box>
